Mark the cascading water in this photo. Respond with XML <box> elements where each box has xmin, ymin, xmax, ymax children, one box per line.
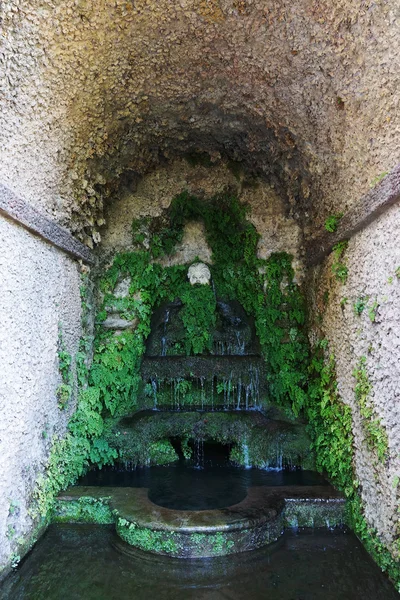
<box><xmin>194</xmin><ymin>438</ymin><xmax>204</xmax><ymax>469</ymax></box>
<box><xmin>160</xmin><ymin>307</ymin><xmax>170</xmax><ymax>357</ymax></box>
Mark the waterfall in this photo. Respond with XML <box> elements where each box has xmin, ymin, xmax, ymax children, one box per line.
<box><xmin>151</xmin><ymin>378</ymin><xmax>158</xmax><ymax>409</ymax></box>
<box><xmin>160</xmin><ymin>308</ymin><xmax>170</xmax><ymax>356</ymax></box>
<box><xmin>194</xmin><ymin>438</ymin><xmax>204</xmax><ymax>469</ymax></box>
<box><xmin>236</xmin><ymin>377</ymin><xmax>241</xmax><ymax>410</ymax></box>
<box><xmin>200</xmin><ymin>376</ymin><xmax>205</xmax><ymax>410</ymax></box>
<box><xmin>243</xmin><ymin>439</ymin><xmax>251</xmax><ymax>469</ymax></box>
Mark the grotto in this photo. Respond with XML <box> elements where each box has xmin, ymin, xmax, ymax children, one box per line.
<box><xmin>1</xmin><ymin>1</ymin><xmax>400</xmax><ymax>598</ymax></box>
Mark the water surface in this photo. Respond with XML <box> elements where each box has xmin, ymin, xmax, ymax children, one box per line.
<box><xmin>1</xmin><ymin>525</ymin><xmax>397</xmax><ymax>599</ymax></box>
<box><xmin>79</xmin><ymin>464</ymin><xmax>328</xmax><ymax>510</ymax></box>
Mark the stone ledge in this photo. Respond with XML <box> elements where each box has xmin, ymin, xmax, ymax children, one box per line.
<box><xmin>0</xmin><ymin>184</ymin><xmax>95</xmax><ymax>264</ymax></box>
<box><xmin>56</xmin><ymin>484</ymin><xmax>345</xmax><ymax>558</ymax></box>
<box><xmin>306</xmin><ymin>164</ymin><xmax>400</xmax><ymax>266</ymax></box>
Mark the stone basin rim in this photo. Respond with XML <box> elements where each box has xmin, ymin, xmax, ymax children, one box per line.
<box><xmin>58</xmin><ymin>484</ymin><xmax>345</xmax><ymax>534</ymax></box>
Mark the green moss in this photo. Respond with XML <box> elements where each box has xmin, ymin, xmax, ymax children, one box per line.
<box><xmin>117</xmin><ymin>519</ymin><xmax>179</xmax><ymax>554</ymax></box>
<box><xmin>331</xmin><ymin>241</ymin><xmax>348</xmax><ymax>284</ymax></box>
<box><xmin>57</xmin><ymin>323</ymin><xmax>73</xmax><ymax>408</ymax></box>
<box><xmin>305</xmin><ymin>343</ymin><xmax>400</xmax><ymax>590</ymax></box>
<box><xmin>353</xmin><ymin>356</ymin><xmax>388</xmax><ymax>462</ymax></box>
<box><xmin>354</xmin><ymin>297</ymin><xmax>368</xmax><ymax>316</ymax></box>
<box><xmin>105</xmin><ymin>411</ymin><xmax>312</xmax><ymax>469</ymax></box>
<box><xmin>284</xmin><ymin>500</ymin><xmax>345</xmax><ymax>529</ymax></box>
<box><xmin>53</xmin><ymin>497</ymin><xmax>114</xmax><ymax>524</ymax></box>
<box><xmin>148</xmin><ymin>440</ymin><xmax>178</xmax><ymax>465</ymax></box>
<box><xmin>190</xmin><ymin>532</ymin><xmax>234</xmax><ymax>555</ymax></box>
<box><xmin>324</xmin><ymin>213</ymin><xmax>343</xmax><ymax>233</ymax></box>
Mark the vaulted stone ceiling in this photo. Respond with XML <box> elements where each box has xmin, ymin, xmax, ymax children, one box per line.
<box><xmin>1</xmin><ymin>0</ymin><xmax>398</xmax><ymax>244</ymax></box>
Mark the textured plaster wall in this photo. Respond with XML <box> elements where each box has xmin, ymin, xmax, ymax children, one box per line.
<box><xmin>100</xmin><ymin>159</ymin><xmax>302</xmax><ymax>272</ymax></box>
<box><xmin>0</xmin><ymin>217</ymin><xmax>83</xmax><ymax>573</ymax></box>
<box><xmin>1</xmin><ymin>0</ymin><xmax>399</xmax><ymax>244</ymax></box>
<box><xmin>308</xmin><ymin>203</ymin><xmax>400</xmax><ymax>552</ymax></box>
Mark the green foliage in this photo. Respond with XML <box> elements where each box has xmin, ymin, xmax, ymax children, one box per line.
<box><xmin>90</xmin><ymin>331</ymin><xmax>144</xmax><ymax>416</ymax></box>
<box><xmin>353</xmin><ymin>357</ymin><xmax>388</xmax><ymax>462</ymax></box>
<box><xmin>305</xmin><ymin>344</ymin><xmax>400</xmax><ymax>588</ymax></box>
<box><xmin>8</xmin><ymin>500</ymin><xmax>20</xmax><ymax>516</ymax></box>
<box><xmin>30</xmin><ymin>280</ymin><xmax>117</xmax><ymax>522</ymax></box>
<box><xmin>117</xmin><ymin>518</ymin><xmax>178</xmax><ymax>554</ymax></box>
<box><xmin>368</xmin><ymin>299</ymin><xmax>379</xmax><ymax>323</ymax></box>
<box><xmin>57</xmin><ymin>324</ymin><xmax>73</xmax><ymax>408</ymax></box>
<box><xmin>325</xmin><ymin>213</ymin><xmax>343</xmax><ymax>233</ymax></box>
<box><xmin>180</xmin><ymin>284</ymin><xmax>216</xmax><ymax>354</ymax></box>
<box><xmin>56</xmin><ymin>384</ymin><xmax>72</xmax><ymax>410</ymax></box>
<box><xmin>10</xmin><ymin>553</ymin><xmax>21</xmax><ymax>569</ymax></box>
<box><xmin>148</xmin><ymin>440</ymin><xmax>178</xmax><ymax>465</ymax></box>
<box><xmin>353</xmin><ymin>297</ymin><xmax>368</xmax><ymax>316</ymax></box>
<box><xmin>53</xmin><ymin>496</ymin><xmax>114</xmax><ymax>524</ymax></box>
<box><xmin>306</xmin><ymin>350</ymin><xmax>354</xmax><ymax>495</ymax></box>
<box><xmin>396</xmin><ymin>267</ymin><xmax>400</xmax><ymax>279</ymax></box>
<box><xmin>331</xmin><ymin>241</ymin><xmax>348</xmax><ymax>283</ymax></box>
<box><xmin>95</xmin><ymin>194</ymin><xmax>309</xmax><ymax>418</ymax></box>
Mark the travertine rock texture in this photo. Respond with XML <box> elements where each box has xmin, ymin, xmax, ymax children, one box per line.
<box><xmin>1</xmin><ymin>0</ymin><xmax>399</xmax><ymax>245</ymax></box>
<box><xmin>308</xmin><ymin>203</ymin><xmax>400</xmax><ymax>554</ymax></box>
<box><xmin>99</xmin><ymin>160</ymin><xmax>302</xmax><ymax>329</ymax></box>
<box><xmin>100</xmin><ymin>159</ymin><xmax>301</xmax><ymax>264</ymax></box>
<box><xmin>0</xmin><ymin>218</ymin><xmax>83</xmax><ymax>573</ymax></box>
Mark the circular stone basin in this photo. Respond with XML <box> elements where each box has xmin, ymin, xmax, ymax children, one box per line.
<box><xmin>57</xmin><ymin>481</ymin><xmax>345</xmax><ymax>559</ymax></box>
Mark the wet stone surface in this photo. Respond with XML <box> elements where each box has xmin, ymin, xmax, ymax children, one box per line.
<box><xmin>55</xmin><ymin>477</ymin><xmax>345</xmax><ymax>558</ymax></box>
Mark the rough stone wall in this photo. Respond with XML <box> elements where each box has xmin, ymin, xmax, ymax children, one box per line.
<box><xmin>308</xmin><ymin>203</ymin><xmax>400</xmax><ymax>551</ymax></box>
<box><xmin>0</xmin><ymin>217</ymin><xmax>83</xmax><ymax>573</ymax></box>
<box><xmin>1</xmin><ymin>0</ymin><xmax>399</xmax><ymax>243</ymax></box>
<box><xmin>100</xmin><ymin>159</ymin><xmax>302</xmax><ymax>271</ymax></box>
<box><xmin>1</xmin><ymin>0</ymin><xmax>400</xmax><ymax>574</ymax></box>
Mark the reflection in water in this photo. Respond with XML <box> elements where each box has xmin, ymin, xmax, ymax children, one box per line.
<box><xmin>1</xmin><ymin>525</ymin><xmax>398</xmax><ymax>600</ymax></box>
<box><xmin>78</xmin><ymin>464</ymin><xmax>328</xmax><ymax>511</ymax></box>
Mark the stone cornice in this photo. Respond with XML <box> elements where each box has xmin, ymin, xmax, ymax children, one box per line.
<box><xmin>0</xmin><ymin>185</ymin><xmax>95</xmax><ymax>265</ymax></box>
<box><xmin>306</xmin><ymin>164</ymin><xmax>400</xmax><ymax>266</ymax></box>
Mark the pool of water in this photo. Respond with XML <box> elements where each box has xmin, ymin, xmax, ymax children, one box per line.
<box><xmin>78</xmin><ymin>465</ymin><xmax>328</xmax><ymax>510</ymax></box>
<box><xmin>1</xmin><ymin>524</ymin><xmax>397</xmax><ymax>599</ymax></box>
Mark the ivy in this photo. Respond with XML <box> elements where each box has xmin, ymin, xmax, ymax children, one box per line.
<box><xmin>325</xmin><ymin>213</ymin><xmax>343</xmax><ymax>233</ymax></box>
<box><xmin>56</xmin><ymin>324</ymin><xmax>73</xmax><ymax>409</ymax></box>
<box><xmin>180</xmin><ymin>284</ymin><xmax>216</xmax><ymax>354</ymax></box>
<box><xmin>306</xmin><ymin>348</ymin><xmax>354</xmax><ymax>495</ymax></box>
<box><xmin>94</xmin><ymin>194</ymin><xmax>310</xmax><ymax>418</ymax></box>
<box><xmin>331</xmin><ymin>241</ymin><xmax>349</xmax><ymax>284</ymax></box>
<box><xmin>30</xmin><ymin>276</ymin><xmax>117</xmax><ymax>522</ymax></box>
